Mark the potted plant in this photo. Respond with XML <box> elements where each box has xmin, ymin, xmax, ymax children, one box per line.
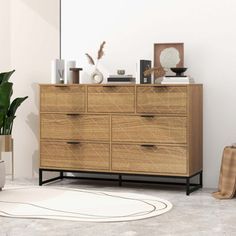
<box><xmin>0</xmin><ymin>70</ymin><xmax>28</xmax><ymax>184</ymax></box>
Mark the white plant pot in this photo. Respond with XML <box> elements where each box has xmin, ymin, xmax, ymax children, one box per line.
<box><xmin>0</xmin><ymin>160</ymin><xmax>5</xmax><ymax>190</ymax></box>
<box><xmin>0</xmin><ymin>135</ymin><xmax>14</xmax><ymax>181</ymax></box>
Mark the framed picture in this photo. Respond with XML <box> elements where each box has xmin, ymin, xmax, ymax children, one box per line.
<box><xmin>154</xmin><ymin>43</ymin><xmax>184</xmax><ymax>72</ymax></box>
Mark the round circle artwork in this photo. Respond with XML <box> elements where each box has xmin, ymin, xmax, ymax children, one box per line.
<box><xmin>0</xmin><ymin>186</ymin><xmax>173</xmax><ymax>222</ymax></box>
<box><xmin>160</xmin><ymin>47</ymin><xmax>180</xmax><ymax>68</ymax></box>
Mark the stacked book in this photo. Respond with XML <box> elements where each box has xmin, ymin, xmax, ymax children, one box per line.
<box><xmin>107</xmin><ymin>75</ymin><xmax>135</xmax><ymax>84</ymax></box>
<box><xmin>161</xmin><ymin>76</ymin><xmax>194</xmax><ymax>84</ymax></box>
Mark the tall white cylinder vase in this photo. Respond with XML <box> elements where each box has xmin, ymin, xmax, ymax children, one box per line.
<box><xmin>65</xmin><ymin>60</ymin><xmax>76</xmax><ymax>84</ymax></box>
<box><xmin>51</xmin><ymin>59</ymin><xmax>65</xmax><ymax>84</ymax></box>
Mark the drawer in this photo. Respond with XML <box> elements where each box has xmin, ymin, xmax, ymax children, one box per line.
<box><xmin>112</xmin><ymin>144</ymin><xmax>187</xmax><ymax>174</ymax></box>
<box><xmin>40</xmin><ymin>86</ymin><xmax>85</xmax><ymax>112</ymax></box>
<box><xmin>137</xmin><ymin>86</ymin><xmax>187</xmax><ymax>114</ymax></box>
<box><xmin>41</xmin><ymin>141</ymin><xmax>109</xmax><ymax>170</ymax></box>
<box><xmin>112</xmin><ymin>115</ymin><xmax>187</xmax><ymax>144</ymax></box>
<box><xmin>88</xmin><ymin>86</ymin><xmax>135</xmax><ymax>113</ymax></box>
<box><xmin>41</xmin><ymin>114</ymin><xmax>109</xmax><ymax>141</ymax></box>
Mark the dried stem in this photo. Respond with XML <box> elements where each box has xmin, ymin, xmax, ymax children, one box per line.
<box><xmin>97</xmin><ymin>41</ymin><xmax>106</xmax><ymax>60</ymax></box>
<box><xmin>85</xmin><ymin>53</ymin><xmax>95</xmax><ymax>65</ymax></box>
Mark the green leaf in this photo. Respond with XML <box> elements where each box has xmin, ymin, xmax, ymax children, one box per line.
<box><xmin>7</xmin><ymin>96</ymin><xmax>28</xmax><ymax>117</ymax></box>
<box><xmin>0</xmin><ymin>112</ymin><xmax>4</xmax><ymax>132</ymax></box>
<box><xmin>0</xmin><ymin>70</ymin><xmax>27</xmax><ymax>135</ymax></box>
<box><xmin>0</xmin><ymin>70</ymin><xmax>15</xmax><ymax>84</ymax></box>
<box><xmin>4</xmin><ymin>116</ymin><xmax>16</xmax><ymax>135</ymax></box>
<box><xmin>0</xmin><ymin>82</ymin><xmax>13</xmax><ymax>134</ymax></box>
<box><xmin>0</xmin><ymin>70</ymin><xmax>28</xmax><ymax>135</ymax></box>
<box><xmin>0</xmin><ymin>82</ymin><xmax>13</xmax><ymax>114</ymax></box>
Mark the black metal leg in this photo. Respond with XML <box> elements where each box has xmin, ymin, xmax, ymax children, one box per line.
<box><xmin>39</xmin><ymin>169</ymin><xmax>43</xmax><ymax>186</ymax></box>
<box><xmin>186</xmin><ymin>177</ymin><xmax>190</xmax><ymax>195</ymax></box>
<box><xmin>39</xmin><ymin>169</ymin><xmax>63</xmax><ymax>185</ymax></box>
<box><xmin>38</xmin><ymin>168</ymin><xmax>202</xmax><ymax>195</ymax></box>
<box><xmin>186</xmin><ymin>171</ymin><xmax>203</xmax><ymax>195</ymax></box>
<box><xmin>118</xmin><ymin>174</ymin><xmax>122</xmax><ymax>187</ymax></box>
<box><xmin>60</xmin><ymin>171</ymin><xmax>64</xmax><ymax>179</ymax></box>
<box><xmin>200</xmin><ymin>171</ymin><xmax>203</xmax><ymax>187</ymax></box>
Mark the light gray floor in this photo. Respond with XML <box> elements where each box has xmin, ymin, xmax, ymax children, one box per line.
<box><xmin>0</xmin><ymin>178</ymin><xmax>236</xmax><ymax>236</ymax></box>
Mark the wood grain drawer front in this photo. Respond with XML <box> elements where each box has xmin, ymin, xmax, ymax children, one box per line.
<box><xmin>137</xmin><ymin>86</ymin><xmax>187</xmax><ymax>114</ymax></box>
<box><xmin>112</xmin><ymin>144</ymin><xmax>187</xmax><ymax>174</ymax></box>
<box><xmin>41</xmin><ymin>142</ymin><xmax>109</xmax><ymax>170</ymax></box>
<box><xmin>40</xmin><ymin>86</ymin><xmax>85</xmax><ymax>112</ymax></box>
<box><xmin>41</xmin><ymin>114</ymin><xmax>109</xmax><ymax>141</ymax></box>
<box><xmin>112</xmin><ymin>116</ymin><xmax>187</xmax><ymax>144</ymax></box>
<box><xmin>87</xmin><ymin>86</ymin><xmax>135</xmax><ymax>113</ymax></box>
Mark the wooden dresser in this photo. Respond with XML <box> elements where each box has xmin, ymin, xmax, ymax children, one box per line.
<box><xmin>39</xmin><ymin>84</ymin><xmax>203</xmax><ymax>195</ymax></box>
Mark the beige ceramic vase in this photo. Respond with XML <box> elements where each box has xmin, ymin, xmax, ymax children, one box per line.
<box><xmin>90</xmin><ymin>68</ymin><xmax>104</xmax><ymax>84</ymax></box>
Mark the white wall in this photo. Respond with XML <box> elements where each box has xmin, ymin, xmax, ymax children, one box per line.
<box><xmin>62</xmin><ymin>0</ymin><xmax>236</xmax><ymax>188</ymax></box>
<box><xmin>7</xmin><ymin>0</ymin><xmax>59</xmax><ymax>178</ymax></box>
<box><xmin>0</xmin><ymin>0</ymin><xmax>11</xmax><ymax>71</ymax></box>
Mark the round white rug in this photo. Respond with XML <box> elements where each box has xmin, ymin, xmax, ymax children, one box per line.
<box><xmin>0</xmin><ymin>186</ymin><xmax>172</xmax><ymax>222</ymax></box>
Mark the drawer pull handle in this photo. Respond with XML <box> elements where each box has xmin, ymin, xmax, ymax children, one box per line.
<box><xmin>154</xmin><ymin>85</ymin><xmax>168</xmax><ymax>88</ymax></box>
<box><xmin>54</xmin><ymin>85</ymin><xmax>68</xmax><ymax>87</ymax></box>
<box><xmin>66</xmin><ymin>113</ymin><xmax>80</xmax><ymax>116</ymax></box>
<box><xmin>140</xmin><ymin>115</ymin><xmax>155</xmax><ymax>118</ymax></box>
<box><xmin>153</xmin><ymin>86</ymin><xmax>168</xmax><ymax>91</ymax></box>
<box><xmin>141</xmin><ymin>144</ymin><xmax>156</xmax><ymax>148</ymax></box>
<box><xmin>102</xmin><ymin>86</ymin><xmax>116</xmax><ymax>88</ymax></box>
<box><xmin>103</xmin><ymin>84</ymin><xmax>118</xmax><ymax>87</ymax></box>
<box><xmin>67</xmin><ymin>141</ymin><xmax>80</xmax><ymax>145</ymax></box>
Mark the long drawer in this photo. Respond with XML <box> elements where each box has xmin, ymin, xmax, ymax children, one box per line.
<box><xmin>41</xmin><ymin>114</ymin><xmax>109</xmax><ymax>141</ymax></box>
<box><xmin>136</xmin><ymin>86</ymin><xmax>187</xmax><ymax>114</ymax></box>
<box><xmin>40</xmin><ymin>85</ymin><xmax>85</xmax><ymax>112</ymax></box>
<box><xmin>87</xmin><ymin>86</ymin><xmax>135</xmax><ymax>113</ymax></box>
<box><xmin>41</xmin><ymin>141</ymin><xmax>110</xmax><ymax>170</ymax></box>
<box><xmin>112</xmin><ymin>144</ymin><xmax>187</xmax><ymax>174</ymax></box>
<box><xmin>112</xmin><ymin>115</ymin><xmax>187</xmax><ymax>144</ymax></box>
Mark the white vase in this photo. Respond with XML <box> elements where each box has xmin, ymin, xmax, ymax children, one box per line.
<box><xmin>90</xmin><ymin>68</ymin><xmax>104</xmax><ymax>84</ymax></box>
<box><xmin>65</xmin><ymin>60</ymin><xmax>76</xmax><ymax>84</ymax></box>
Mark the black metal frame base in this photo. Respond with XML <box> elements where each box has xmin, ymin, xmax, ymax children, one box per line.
<box><xmin>39</xmin><ymin>168</ymin><xmax>202</xmax><ymax>195</ymax></box>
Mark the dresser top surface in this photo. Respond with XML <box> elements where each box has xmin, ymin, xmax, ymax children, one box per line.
<box><xmin>39</xmin><ymin>83</ymin><xmax>202</xmax><ymax>87</ymax></box>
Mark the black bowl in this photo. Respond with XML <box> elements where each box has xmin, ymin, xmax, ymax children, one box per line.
<box><xmin>170</xmin><ymin>67</ymin><xmax>187</xmax><ymax>76</ymax></box>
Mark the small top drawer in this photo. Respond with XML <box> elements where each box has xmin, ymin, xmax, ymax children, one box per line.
<box><xmin>88</xmin><ymin>86</ymin><xmax>135</xmax><ymax>113</ymax></box>
<box><xmin>136</xmin><ymin>86</ymin><xmax>187</xmax><ymax>114</ymax></box>
<box><xmin>40</xmin><ymin>85</ymin><xmax>85</xmax><ymax>112</ymax></box>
